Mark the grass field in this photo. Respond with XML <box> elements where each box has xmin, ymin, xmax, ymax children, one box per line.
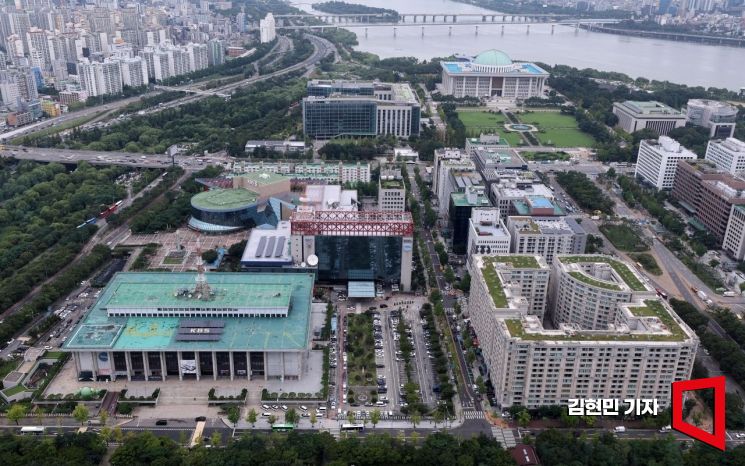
<box><xmin>521</xmin><ymin>151</ymin><xmax>570</xmax><ymax>161</ymax></box>
<box><xmin>518</xmin><ymin>111</ymin><xmax>595</xmax><ymax>147</ymax></box>
<box><xmin>600</xmin><ymin>223</ymin><xmax>649</xmax><ymax>252</ymax></box>
<box><xmin>456</xmin><ymin>109</ymin><xmax>524</xmax><ymax>146</ymax></box>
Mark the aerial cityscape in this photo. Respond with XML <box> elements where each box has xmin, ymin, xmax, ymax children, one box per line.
<box><xmin>0</xmin><ymin>0</ymin><xmax>744</xmax><ymax>464</ymax></box>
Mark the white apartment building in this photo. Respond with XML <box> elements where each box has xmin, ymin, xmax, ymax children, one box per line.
<box><xmin>467</xmin><ymin>209</ymin><xmax>511</xmax><ymax>262</ymax></box>
<box><xmin>613</xmin><ymin>101</ymin><xmax>687</xmax><ymax>136</ymax></box>
<box><xmin>187</xmin><ymin>43</ymin><xmax>209</xmax><ymax>72</ymax></box>
<box><xmin>489</xmin><ymin>310</ymin><xmax>697</xmax><ymax>408</ymax></box>
<box><xmin>78</xmin><ymin>59</ymin><xmax>122</xmax><ymax>97</ymax></box>
<box><xmin>117</xmin><ymin>56</ymin><xmax>148</xmax><ymax>88</ymax></box>
<box><xmin>378</xmin><ymin>169</ymin><xmax>406</xmax><ymax>212</ymax></box>
<box><xmin>549</xmin><ymin>255</ymin><xmax>656</xmax><ymax>330</ymax></box>
<box><xmin>635</xmin><ymin>137</ymin><xmax>697</xmax><ymax>190</ymax></box>
<box><xmin>469</xmin><ymin>254</ymin><xmax>697</xmax><ymax>409</ymax></box>
<box><xmin>507</xmin><ymin>216</ymin><xmax>587</xmax><ymax>264</ymax></box>
<box><xmin>260</xmin><ymin>13</ymin><xmax>276</xmax><ymax>43</ymax></box>
<box><xmin>705</xmin><ymin>138</ymin><xmax>745</xmax><ymax>176</ymax></box>
<box><xmin>723</xmin><ymin>205</ymin><xmax>745</xmax><ymax>260</ymax></box>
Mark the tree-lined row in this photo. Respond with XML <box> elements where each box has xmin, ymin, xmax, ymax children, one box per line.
<box><xmin>554</xmin><ymin>171</ymin><xmax>614</xmax><ymax>214</ymax></box>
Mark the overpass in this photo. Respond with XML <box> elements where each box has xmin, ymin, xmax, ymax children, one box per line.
<box><xmin>153</xmin><ymin>85</ymin><xmax>230</xmax><ymax>99</ymax></box>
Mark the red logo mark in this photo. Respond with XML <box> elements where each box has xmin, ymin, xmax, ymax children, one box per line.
<box><xmin>671</xmin><ymin>376</ymin><xmax>726</xmax><ymax>450</ymax></box>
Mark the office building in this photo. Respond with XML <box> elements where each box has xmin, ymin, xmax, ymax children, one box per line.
<box><xmin>686</xmin><ymin>99</ymin><xmax>738</xmax><ymax>138</ymax></box>
<box><xmin>670</xmin><ymin>159</ymin><xmax>724</xmax><ymax>215</ymax></box>
<box><xmin>188</xmin><ymin>172</ymin><xmax>292</xmax><ymax>233</ymax></box>
<box><xmin>466</xmin><ymin>208</ymin><xmax>511</xmax><ymax>261</ymax></box>
<box><xmin>697</xmin><ymin>176</ymin><xmax>745</xmax><ymax>242</ymax></box>
<box><xmin>471</xmin><ymin>148</ymin><xmax>527</xmax><ymax>173</ymax></box>
<box><xmin>433</xmin><ymin>148</ymin><xmax>473</xmax><ymax>209</ymax></box>
<box><xmin>240</xmin><ymin>221</ymin><xmax>294</xmax><ymax>270</ymax></box>
<box><xmin>260</xmin><ymin>13</ymin><xmax>276</xmax><ymax>43</ymax></box>
<box><xmin>491</xmin><ymin>178</ymin><xmax>554</xmax><ymax>219</ymax></box>
<box><xmin>450</xmin><ymin>186</ymin><xmax>492</xmax><ymax>254</ymax></box>
<box><xmin>440</xmin><ymin>49</ymin><xmax>549</xmax><ymax>99</ymax></box>
<box><xmin>635</xmin><ymin>137</ymin><xmax>697</xmax><ymax>190</ymax></box>
<box><xmin>723</xmin><ymin>205</ymin><xmax>745</xmax><ymax>260</ymax></box>
<box><xmin>244</xmin><ymin>140</ymin><xmax>306</xmax><ymax>155</ymax></box>
<box><xmin>378</xmin><ymin>169</ymin><xmax>406</xmax><ymax>212</ymax></box>
<box><xmin>705</xmin><ymin>138</ymin><xmax>745</xmax><ymax>176</ymax></box>
<box><xmin>465</xmin><ymin>133</ymin><xmax>510</xmax><ymax>153</ymax></box>
<box><xmin>231</xmin><ymin>161</ymin><xmax>370</xmax><ymax>184</ymax></box>
<box><xmin>63</xmin><ymin>271</ymin><xmax>316</xmax><ymax>382</ymax></box>
<box><xmin>612</xmin><ymin>101</ymin><xmax>686</xmax><ymax>136</ymax></box>
<box><xmin>290</xmin><ymin>185</ymin><xmax>414</xmax><ymax>291</ymax></box>
<box><xmin>302</xmin><ymin>81</ymin><xmax>420</xmax><ymax>139</ymax></box>
<box><xmin>507</xmin><ymin>216</ymin><xmax>587</xmax><ymax>264</ymax></box>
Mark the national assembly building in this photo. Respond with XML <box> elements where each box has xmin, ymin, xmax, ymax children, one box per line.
<box><xmin>440</xmin><ymin>49</ymin><xmax>549</xmax><ymax>99</ymax></box>
<box><xmin>63</xmin><ymin>270</ymin><xmax>316</xmax><ymax>382</ymax></box>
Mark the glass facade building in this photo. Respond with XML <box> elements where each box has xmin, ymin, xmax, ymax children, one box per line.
<box><xmin>303</xmin><ymin>98</ymin><xmax>378</xmax><ymax>139</ymax></box>
<box><xmin>307</xmin><ymin>80</ymin><xmax>375</xmax><ymax>97</ymax></box>
<box><xmin>315</xmin><ymin>236</ymin><xmax>402</xmax><ymax>284</ymax></box>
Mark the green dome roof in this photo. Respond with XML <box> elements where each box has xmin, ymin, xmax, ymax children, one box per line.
<box><xmin>473</xmin><ymin>50</ymin><xmax>513</xmax><ymax>66</ymax></box>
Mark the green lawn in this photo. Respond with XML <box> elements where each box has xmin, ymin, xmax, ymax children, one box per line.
<box><xmin>517</xmin><ymin>111</ymin><xmax>595</xmax><ymax>147</ymax></box>
<box><xmin>521</xmin><ymin>151</ymin><xmax>570</xmax><ymax>161</ymax></box>
<box><xmin>629</xmin><ymin>253</ymin><xmax>662</xmax><ymax>276</ymax></box>
<box><xmin>599</xmin><ymin>224</ymin><xmax>649</xmax><ymax>252</ymax></box>
<box><xmin>456</xmin><ymin>109</ymin><xmax>524</xmax><ymax>146</ymax></box>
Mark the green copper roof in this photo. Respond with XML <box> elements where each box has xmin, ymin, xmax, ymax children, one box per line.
<box><xmin>191</xmin><ymin>188</ymin><xmax>258</xmax><ymax>211</ymax></box>
<box><xmin>473</xmin><ymin>49</ymin><xmax>513</xmax><ymax>66</ymax></box>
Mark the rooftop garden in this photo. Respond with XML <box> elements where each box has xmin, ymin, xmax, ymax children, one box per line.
<box><xmin>505</xmin><ymin>302</ymin><xmax>687</xmax><ymax>342</ymax></box>
<box><xmin>560</xmin><ymin>256</ymin><xmax>647</xmax><ymax>291</ymax></box>
<box><xmin>568</xmin><ymin>271</ymin><xmax>622</xmax><ymax>291</ymax></box>
<box><xmin>2</xmin><ymin>384</ymin><xmax>31</xmax><ymax>397</ymax></box>
<box><xmin>490</xmin><ymin>255</ymin><xmax>541</xmax><ymax>269</ymax></box>
<box><xmin>380</xmin><ymin>180</ymin><xmax>404</xmax><ymax>189</ymax></box>
<box><xmin>481</xmin><ymin>259</ymin><xmax>508</xmax><ymax>308</ymax></box>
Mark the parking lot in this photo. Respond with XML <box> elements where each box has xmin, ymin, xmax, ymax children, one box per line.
<box><xmin>331</xmin><ymin>289</ymin><xmax>438</xmax><ymax>422</ymax></box>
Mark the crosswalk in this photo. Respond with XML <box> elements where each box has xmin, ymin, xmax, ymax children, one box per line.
<box><xmin>492</xmin><ymin>428</ymin><xmax>517</xmax><ymax>448</ymax></box>
<box><xmin>463</xmin><ymin>410</ymin><xmax>486</xmax><ymax>419</ymax></box>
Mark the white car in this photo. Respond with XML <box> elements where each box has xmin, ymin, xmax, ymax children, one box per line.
<box><xmin>43</xmin><ymin>346</ymin><xmax>53</xmax><ymax>350</ymax></box>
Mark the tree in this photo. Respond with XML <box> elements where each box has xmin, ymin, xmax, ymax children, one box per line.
<box><xmin>285</xmin><ymin>408</ymin><xmax>298</xmax><ymax>425</ymax></box>
<box><xmin>100</xmin><ymin>426</ymin><xmax>113</xmax><ymax>446</ymax></box>
<box><xmin>267</xmin><ymin>414</ymin><xmax>277</xmax><ymax>426</ymax></box>
<box><xmin>310</xmin><ymin>410</ymin><xmax>318</xmax><ymax>428</ymax></box>
<box><xmin>475</xmin><ymin>376</ymin><xmax>486</xmax><ymax>394</ymax></box>
<box><xmin>433</xmin><ymin>409</ymin><xmax>445</xmax><ymax>429</ymax></box>
<box><xmin>370</xmin><ymin>409</ymin><xmax>381</xmax><ymax>428</ymax></box>
<box><xmin>201</xmin><ymin>249</ymin><xmax>218</xmax><ymax>263</ymax></box>
<box><xmin>73</xmin><ymin>404</ymin><xmax>90</xmax><ymax>425</ymax></box>
<box><xmin>347</xmin><ymin>411</ymin><xmax>356</xmax><ymax>424</ymax></box>
<box><xmin>227</xmin><ymin>406</ymin><xmax>240</xmax><ymax>430</ymax></box>
<box><xmin>410</xmin><ymin>431</ymin><xmax>420</xmax><ymax>444</ymax></box>
<box><xmin>411</xmin><ymin>412</ymin><xmax>422</xmax><ymax>430</ymax></box>
<box><xmin>210</xmin><ymin>431</ymin><xmax>222</xmax><ymax>447</ymax></box>
<box><xmin>100</xmin><ymin>409</ymin><xmax>108</xmax><ymax>426</ymax></box>
<box><xmin>7</xmin><ymin>404</ymin><xmax>26</xmax><ymax>425</ymax></box>
<box><xmin>247</xmin><ymin>408</ymin><xmax>258</xmax><ymax>428</ymax></box>
<box><xmin>113</xmin><ymin>426</ymin><xmax>124</xmax><ymax>444</ymax></box>
<box><xmin>517</xmin><ymin>409</ymin><xmax>531</xmax><ymax>428</ymax></box>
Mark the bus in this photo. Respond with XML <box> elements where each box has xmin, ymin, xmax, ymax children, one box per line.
<box><xmin>271</xmin><ymin>423</ymin><xmax>295</xmax><ymax>432</ymax></box>
<box><xmin>190</xmin><ymin>421</ymin><xmax>206</xmax><ymax>448</ymax></box>
<box><xmin>20</xmin><ymin>426</ymin><xmax>45</xmax><ymax>435</ymax></box>
<box><xmin>340</xmin><ymin>423</ymin><xmax>364</xmax><ymax>432</ymax></box>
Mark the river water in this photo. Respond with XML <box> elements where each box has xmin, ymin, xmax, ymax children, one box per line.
<box><xmin>293</xmin><ymin>0</ymin><xmax>745</xmax><ymax>90</ymax></box>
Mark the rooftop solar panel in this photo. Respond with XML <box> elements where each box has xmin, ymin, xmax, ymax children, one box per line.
<box><xmin>265</xmin><ymin>237</ymin><xmax>276</xmax><ymax>258</ymax></box>
<box><xmin>255</xmin><ymin>236</ymin><xmax>266</xmax><ymax>258</ymax></box>
<box><xmin>176</xmin><ymin>333</ymin><xmax>222</xmax><ymax>341</ymax></box>
<box><xmin>275</xmin><ymin>237</ymin><xmax>286</xmax><ymax>257</ymax></box>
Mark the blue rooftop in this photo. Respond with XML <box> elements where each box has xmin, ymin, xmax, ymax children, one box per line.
<box><xmin>530</xmin><ymin>197</ymin><xmax>554</xmax><ymax>209</ymax></box>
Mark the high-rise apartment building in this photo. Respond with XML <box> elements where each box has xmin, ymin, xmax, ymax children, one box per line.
<box><xmin>259</xmin><ymin>13</ymin><xmax>276</xmax><ymax>43</ymax></box>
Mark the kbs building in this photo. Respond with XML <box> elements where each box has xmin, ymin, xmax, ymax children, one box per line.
<box><xmin>63</xmin><ymin>271</ymin><xmax>316</xmax><ymax>382</ymax></box>
<box><xmin>440</xmin><ymin>49</ymin><xmax>548</xmax><ymax>99</ymax></box>
<box><xmin>634</xmin><ymin>137</ymin><xmax>696</xmax><ymax>190</ymax></box>
<box><xmin>302</xmin><ymin>80</ymin><xmax>420</xmax><ymax>139</ymax></box>
<box><xmin>468</xmin><ymin>254</ymin><xmax>698</xmax><ymax>409</ymax></box>
<box><xmin>612</xmin><ymin>101</ymin><xmax>686</xmax><ymax>136</ymax></box>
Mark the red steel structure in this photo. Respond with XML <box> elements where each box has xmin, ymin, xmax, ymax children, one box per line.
<box><xmin>291</xmin><ymin>210</ymin><xmax>414</xmax><ymax>237</ymax></box>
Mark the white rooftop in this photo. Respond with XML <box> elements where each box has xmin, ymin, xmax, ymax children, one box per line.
<box><xmin>301</xmin><ymin>185</ymin><xmax>358</xmax><ymax>211</ymax></box>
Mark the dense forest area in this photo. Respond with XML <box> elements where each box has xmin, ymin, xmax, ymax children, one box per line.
<box><xmin>314</xmin><ymin>2</ymin><xmax>399</xmax><ymax>22</ymax></box>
